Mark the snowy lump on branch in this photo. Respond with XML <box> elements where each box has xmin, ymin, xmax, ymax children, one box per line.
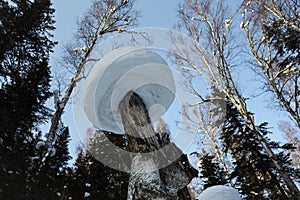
<box><xmin>83</xmin><ymin>46</ymin><xmax>176</xmax><ymax>134</ymax></box>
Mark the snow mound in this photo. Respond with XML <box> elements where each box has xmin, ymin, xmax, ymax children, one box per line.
<box><xmin>83</xmin><ymin>46</ymin><xmax>175</xmax><ymax>133</ymax></box>
<box><xmin>198</xmin><ymin>185</ymin><xmax>241</xmax><ymax>200</ymax></box>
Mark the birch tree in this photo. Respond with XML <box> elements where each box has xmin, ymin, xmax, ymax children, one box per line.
<box><xmin>241</xmin><ymin>0</ymin><xmax>300</xmax><ymax>127</ymax></box>
<box><xmin>172</xmin><ymin>0</ymin><xmax>300</xmax><ymax>198</ymax></box>
<box><xmin>29</xmin><ymin>0</ymin><xmax>139</xmax><ymax>192</ymax></box>
<box><xmin>191</xmin><ymin>99</ymin><xmax>234</xmax><ymax>187</ymax></box>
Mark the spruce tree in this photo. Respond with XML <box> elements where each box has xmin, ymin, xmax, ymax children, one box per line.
<box><xmin>198</xmin><ymin>154</ymin><xmax>228</xmax><ymax>189</ymax></box>
<box><xmin>69</xmin><ymin>132</ymin><xmax>129</xmax><ymax>200</ymax></box>
<box><xmin>222</xmin><ymin>101</ymin><xmax>299</xmax><ymax>199</ymax></box>
<box><xmin>0</xmin><ymin>0</ymin><xmax>56</xmax><ymax>198</ymax></box>
<box><xmin>194</xmin><ymin>87</ymin><xmax>299</xmax><ymax>199</ymax></box>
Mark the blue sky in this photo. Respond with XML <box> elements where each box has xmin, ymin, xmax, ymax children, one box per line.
<box><xmin>49</xmin><ymin>0</ymin><xmax>290</xmax><ymax>160</ymax></box>
<box><xmin>51</xmin><ymin>0</ymin><xmax>181</xmax><ymax>47</ymax></box>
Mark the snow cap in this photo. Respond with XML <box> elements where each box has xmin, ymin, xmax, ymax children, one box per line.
<box><xmin>83</xmin><ymin>46</ymin><xmax>175</xmax><ymax>133</ymax></box>
<box><xmin>198</xmin><ymin>185</ymin><xmax>241</xmax><ymax>200</ymax></box>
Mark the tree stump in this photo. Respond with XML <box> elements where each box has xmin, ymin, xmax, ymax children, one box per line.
<box><xmin>119</xmin><ymin>92</ymin><xmax>197</xmax><ymax>200</ymax></box>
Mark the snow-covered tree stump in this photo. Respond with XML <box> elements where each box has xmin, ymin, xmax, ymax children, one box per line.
<box><xmin>119</xmin><ymin>92</ymin><xmax>197</xmax><ymax>200</ymax></box>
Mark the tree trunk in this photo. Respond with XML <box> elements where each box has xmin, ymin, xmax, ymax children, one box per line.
<box><xmin>119</xmin><ymin>92</ymin><xmax>197</xmax><ymax>200</ymax></box>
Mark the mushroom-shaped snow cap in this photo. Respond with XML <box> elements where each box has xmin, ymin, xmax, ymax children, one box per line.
<box><xmin>83</xmin><ymin>46</ymin><xmax>176</xmax><ymax>134</ymax></box>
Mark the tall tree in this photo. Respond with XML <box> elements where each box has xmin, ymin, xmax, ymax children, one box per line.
<box><xmin>173</xmin><ymin>0</ymin><xmax>300</xmax><ymax>197</ymax></box>
<box><xmin>42</xmin><ymin>0</ymin><xmax>139</xmax><ymax>170</ymax></box>
<box><xmin>25</xmin><ymin>0</ymin><xmax>139</xmax><ymax>196</ymax></box>
<box><xmin>0</xmin><ymin>0</ymin><xmax>56</xmax><ymax>198</ymax></box>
